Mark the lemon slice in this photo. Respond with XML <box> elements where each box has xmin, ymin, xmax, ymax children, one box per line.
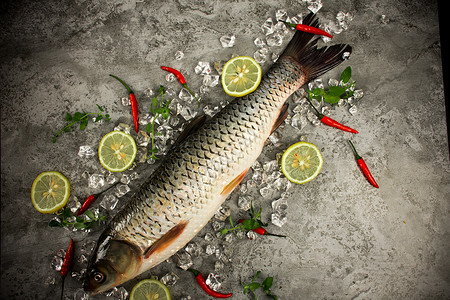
<box><xmin>31</xmin><ymin>171</ymin><xmax>70</xmax><ymax>214</ymax></box>
<box><xmin>221</xmin><ymin>56</ymin><xmax>262</xmax><ymax>97</ymax></box>
<box><xmin>129</xmin><ymin>279</ymin><xmax>171</xmax><ymax>300</ymax></box>
<box><xmin>281</xmin><ymin>142</ymin><xmax>323</xmax><ymax>184</ymax></box>
<box><xmin>98</xmin><ymin>131</ymin><xmax>137</xmax><ymax>172</ymax></box>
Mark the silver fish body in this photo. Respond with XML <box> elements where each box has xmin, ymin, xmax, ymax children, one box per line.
<box><xmin>84</xmin><ymin>13</ymin><xmax>351</xmax><ymax>294</ymax></box>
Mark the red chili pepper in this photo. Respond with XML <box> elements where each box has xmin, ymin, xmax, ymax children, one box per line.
<box><xmin>283</xmin><ymin>21</ymin><xmax>333</xmax><ymax>38</ymax></box>
<box><xmin>60</xmin><ymin>239</ymin><xmax>74</xmax><ymax>300</ymax></box>
<box><xmin>160</xmin><ymin>66</ymin><xmax>200</xmax><ymax>105</ymax></box>
<box><xmin>110</xmin><ymin>74</ymin><xmax>139</xmax><ymax>133</ymax></box>
<box><xmin>349</xmin><ymin>140</ymin><xmax>379</xmax><ymax>188</ymax></box>
<box><xmin>308</xmin><ymin>100</ymin><xmax>358</xmax><ymax>133</ymax></box>
<box><xmin>188</xmin><ymin>269</ymin><xmax>233</xmax><ymax>298</ymax></box>
<box><xmin>76</xmin><ymin>182</ymin><xmax>118</xmax><ymax>216</ymax></box>
<box><xmin>238</xmin><ymin>219</ymin><xmax>286</xmax><ymax>237</ymax></box>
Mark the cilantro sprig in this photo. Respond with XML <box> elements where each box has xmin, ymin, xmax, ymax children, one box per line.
<box><xmin>49</xmin><ymin>207</ymin><xmax>106</xmax><ymax>230</ymax></box>
<box><xmin>220</xmin><ymin>202</ymin><xmax>267</xmax><ymax>236</ymax></box>
<box><xmin>145</xmin><ymin>86</ymin><xmax>172</xmax><ymax>160</ymax></box>
<box><xmin>52</xmin><ymin>104</ymin><xmax>110</xmax><ymax>142</ymax></box>
<box><xmin>308</xmin><ymin>66</ymin><xmax>354</xmax><ymax>104</ymax></box>
<box><xmin>242</xmin><ymin>271</ymin><xmax>278</xmax><ymax>300</ymax></box>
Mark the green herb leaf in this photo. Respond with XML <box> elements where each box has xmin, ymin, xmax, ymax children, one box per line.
<box><xmin>327</xmin><ymin>86</ymin><xmax>346</xmax><ymax>96</ymax></box>
<box><xmin>340</xmin><ymin>66</ymin><xmax>352</xmax><ymax>83</ymax></box>
<box><xmin>74</xmin><ymin>222</ymin><xmax>86</xmax><ymax>230</ymax></box>
<box><xmin>104</xmin><ymin>114</ymin><xmax>111</xmax><ymax>121</ymax></box>
<box><xmin>65</xmin><ymin>113</ymin><xmax>72</xmax><ymax>122</ymax></box>
<box><xmin>84</xmin><ymin>210</ymin><xmax>95</xmax><ymax>220</ymax></box>
<box><xmin>49</xmin><ymin>220</ymin><xmax>62</xmax><ymax>227</ymax></box>
<box><xmin>312</xmin><ymin>88</ymin><xmax>324</xmax><ymax>95</ymax></box>
<box><xmin>80</xmin><ymin>117</ymin><xmax>88</xmax><ymax>130</ymax></box>
<box><xmin>96</xmin><ymin>104</ymin><xmax>104</xmax><ymax>112</ymax></box>
<box><xmin>323</xmin><ymin>94</ymin><xmax>341</xmax><ymax>104</ymax></box>
<box><xmin>262</xmin><ymin>277</ymin><xmax>274</xmax><ymax>290</ymax></box>
<box><xmin>243</xmin><ymin>219</ymin><xmax>261</xmax><ymax>230</ymax></box>
<box><xmin>249</xmin><ymin>282</ymin><xmax>260</xmax><ymax>291</ymax></box>
<box><xmin>75</xmin><ymin>216</ymin><xmax>85</xmax><ymax>223</ymax></box>
<box><xmin>94</xmin><ymin>115</ymin><xmax>103</xmax><ymax>122</ymax></box>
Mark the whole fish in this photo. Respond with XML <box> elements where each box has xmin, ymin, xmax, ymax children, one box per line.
<box><xmin>84</xmin><ymin>13</ymin><xmax>351</xmax><ymax>294</ymax></box>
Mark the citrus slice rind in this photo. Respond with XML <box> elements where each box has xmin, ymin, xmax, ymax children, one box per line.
<box><xmin>31</xmin><ymin>171</ymin><xmax>70</xmax><ymax>214</ymax></box>
<box><xmin>281</xmin><ymin>142</ymin><xmax>323</xmax><ymax>184</ymax></box>
<box><xmin>98</xmin><ymin>131</ymin><xmax>137</xmax><ymax>172</ymax></box>
<box><xmin>129</xmin><ymin>279</ymin><xmax>171</xmax><ymax>300</ymax></box>
<box><xmin>221</xmin><ymin>56</ymin><xmax>262</xmax><ymax>97</ymax></box>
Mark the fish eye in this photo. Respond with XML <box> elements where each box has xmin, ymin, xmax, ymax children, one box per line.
<box><xmin>93</xmin><ymin>271</ymin><xmax>105</xmax><ymax>283</ymax></box>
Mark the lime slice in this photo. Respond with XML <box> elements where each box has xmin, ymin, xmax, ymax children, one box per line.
<box><xmin>98</xmin><ymin>131</ymin><xmax>137</xmax><ymax>172</ymax></box>
<box><xmin>221</xmin><ymin>56</ymin><xmax>262</xmax><ymax>97</ymax></box>
<box><xmin>129</xmin><ymin>279</ymin><xmax>171</xmax><ymax>300</ymax></box>
<box><xmin>31</xmin><ymin>171</ymin><xmax>70</xmax><ymax>214</ymax></box>
<box><xmin>281</xmin><ymin>142</ymin><xmax>323</xmax><ymax>184</ymax></box>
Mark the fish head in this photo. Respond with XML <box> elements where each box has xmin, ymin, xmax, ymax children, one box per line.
<box><xmin>84</xmin><ymin>233</ymin><xmax>142</xmax><ymax>294</ymax></box>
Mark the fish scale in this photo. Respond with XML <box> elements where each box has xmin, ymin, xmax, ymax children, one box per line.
<box><xmin>85</xmin><ymin>13</ymin><xmax>352</xmax><ymax>293</ymax></box>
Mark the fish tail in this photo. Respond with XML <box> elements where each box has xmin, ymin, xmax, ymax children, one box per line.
<box><xmin>281</xmin><ymin>12</ymin><xmax>352</xmax><ymax>82</ymax></box>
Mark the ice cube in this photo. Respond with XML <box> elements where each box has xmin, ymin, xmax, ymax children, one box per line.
<box><xmin>212</xmin><ymin>220</ymin><xmax>225</xmax><ymax>231</ymax></box>
<box><xmin>179</xmin><ymin>88</ymin><xmax>194</xmax><ymax>102</ymax></box>
<box><xmin>254</xmin><ymin>37</ymin><xmax>266</xmax><ymax>48</ymax></box>
<box><xmin>203</xmin><ymin>75</ymin><xmax>220</xmax><ymax>87</ymax></box>
<box><xmin>238</xmin><ymin>194</ymin><xmax>253</xmax><ymax>211</ymax></box>
<box><xmin>271</xmin><ymin>211</ymin><xmax>287</xmax><ymax>227</ymax></box>
<box><xmin>308</xmin><ymin>0</ymin><xmax>323</xmax><ymax>14</ymax></box>
<box><xmin>273</xmin><ymin>21</ymin><xmax>289</xmax><ymax>37</ymax></box>
<box><xmin>105</xmin><ymin>172</ymin><xmax>116</xmax><ymax>185</ymax></box>
<box><xmin>261</xmin><ymin>17</ymin><xmax>274</xmax><ymax>35</ymax></box>
<box><xmin>115</xmin><ymin>184</ymin><xmax>130</xmax><ymax>197</ymax></box>
<box><xmin>175</xmin><ymin>50</ymin><xmax>184</xmax><ymax>60</ymax></box>
<box><xmin>272</xmin><ymin>198</ymin><xmax>288</xmax><ymax>211</ymax></box>
<box><xmin>349</xmin><ymin>105</ymin><xmax>358</xmax><ymax>115</ymax></box>
<box><xmin>342</xmin><ymin>51</ymin><xmax>351</xmax><ymax>60</ymax></box>
<box><xmin>203</xmin><ymin>104</ymin><xmax>221</xmax><ymax>117</ymax></box>
<box><xmin>165</xmin><ymin>73</ymin><xmax>176</xmax><ymax>82</ymax></box>
<box><xmin>259</xmin><ymin>185</ymin><xmax>274</xmax><ymax>198</ymax></box>
<box><xmin>105</xmin><ymin>287</ymin><xmax>128</xmax><ymax>300</ymax></box>
<box><xmin>100</xmin><ymin>194</ymin><xmax>119</xmax><ymax>210</ymax></box>
<box><xmin>206</xmin><ymin>273</ymin><xmax>222</xmax><ymax>291</ymax></box>
<box><xmin>175</xmin><ymin>249</ymin><xmax>193</xmax><ymax>270</ymax></box>
<box><xmin>50</xmin><ymin>256</ymin><xmax>63</xmax><ymax>271</ymax></box>
<box><xmin>263</xmin><ymin>160</ymin><xmax>278</xmax><ymax>173</ymax></box>
<box><xmin>88</xmin><ymin>174</ymin><xmax>105</xmax><ymax>189</ymax></box>
<box><xmin>215</xmin><ymin>206</ymin><xmax>231</xmax><ymax>221</ymax></box>
<box><xmin>276</xmin><ymin>9</ymin><xmax>288</xmax><ymax>22</ymax></box>
<box><xmin>114</xmin><ymin>123</ymin><xmax>131</xmax><ymax>134</ymax></box>
<box><xmin>194</xmin><ymin>61</ymin><xmax>212</xmax><ymax>75</ymax></box>
<box><xmin>321</xmin><ymin>106</ymin><xmax>331</xmax><ymax>115</ymax></box>
<box><xmin>219</xmin><ymin>35</ymin><xmax>235</xmax><ymax>48</ymax></box>
<box><xmin>328</xmin><ymin>78</ymin><xmax>339</xmax><ymax>86</ymax></box>
<box><xmin>253</xmin><ymin>49</ymin><xmax>267</xmax><ymax>64</ymax></box>
<box><xmin>78</xmin><ymin>145</ymin><xmax>95</xmax><ymax>158</ymax></box>
<box><xmin>204</xmin><ymin>232</ymin><xmax>215</xmax><ymax>241</ymax></box>
<box><xmin>185</xmin><ymin>242</ymin><xmax>202</xmax><ymax>257</ymax></box>
<box><xmin>289</xmin><ymin>13</ymin><xmax>303</xmax><ymax>25</ymax></box>
<box><xmin>179</xmin><ymin>106</ymin><xmax>198</xmax><ymax>121</ymax></box>
<box><xmin>205</xmin><ymin>245</ymin><xmax>217</xmax><ymax>255</ymax></box>
<box><xmin>160</xmin><ymin>272</ymin><xmax>179</xmax><ymax>286</ymax></box>
<box><xmin>353</xmin><ymin>89</ymin><xmax>364</xmax><ymax>99</ymax></box>
<box><xmin>247</xmin><ymin>230</ymin><xmax>258</xmax><ymax>240</ymax></box>
<box><xmin>251</xmin><ymin>160</ymin><xmax>262</xmax><ymax>171</ymax></box>
<box><xmin>224</xmin><ymin>233</ymin><xmax>234</xmax><ymax>243</ymax></box>
<box><xmin>266</xmin><ymin>32</ymin><xmax>283</xmax><ymax>47</ymax></box>
<box><xmin>121</xmin><ymin>96</ymin><xmax>131</xmax><ymax>106</ymax></box>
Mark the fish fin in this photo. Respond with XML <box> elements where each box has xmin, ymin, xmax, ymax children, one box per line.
<box><xmin>220</xmin><ymin>168</ymin><xmax>249</xmax><ymax>195</ymax></box>
<box><xmin>280</xmin><ymin>12</ymin><xmax>352</xmax><ymax>82</ymax></box>
<box><xmin>144</xmin><ymin>221</ymin><xmax>189</xmax><ymax>259</ymax></box>
<box><xmin>172</xmin><ymin>115</ymin><xmax>207</xmax><ymax>147</ymax></box>
<box><xmin>271</xmin><ymin>103</ymin><xmax>289</xmax><ymax>134</ymax></box>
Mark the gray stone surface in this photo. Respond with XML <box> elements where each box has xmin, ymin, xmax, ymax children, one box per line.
<box><xmin>1</xmin><ymin>0</ymin><xmax>449</xmax><ymax>299</ymax></box>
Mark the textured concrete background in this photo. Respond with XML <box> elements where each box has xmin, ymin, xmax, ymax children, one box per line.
<box><xmin>1</xmin><ymin>0</ymin><xmax>449</xmax><ymax>299</ymax></box>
